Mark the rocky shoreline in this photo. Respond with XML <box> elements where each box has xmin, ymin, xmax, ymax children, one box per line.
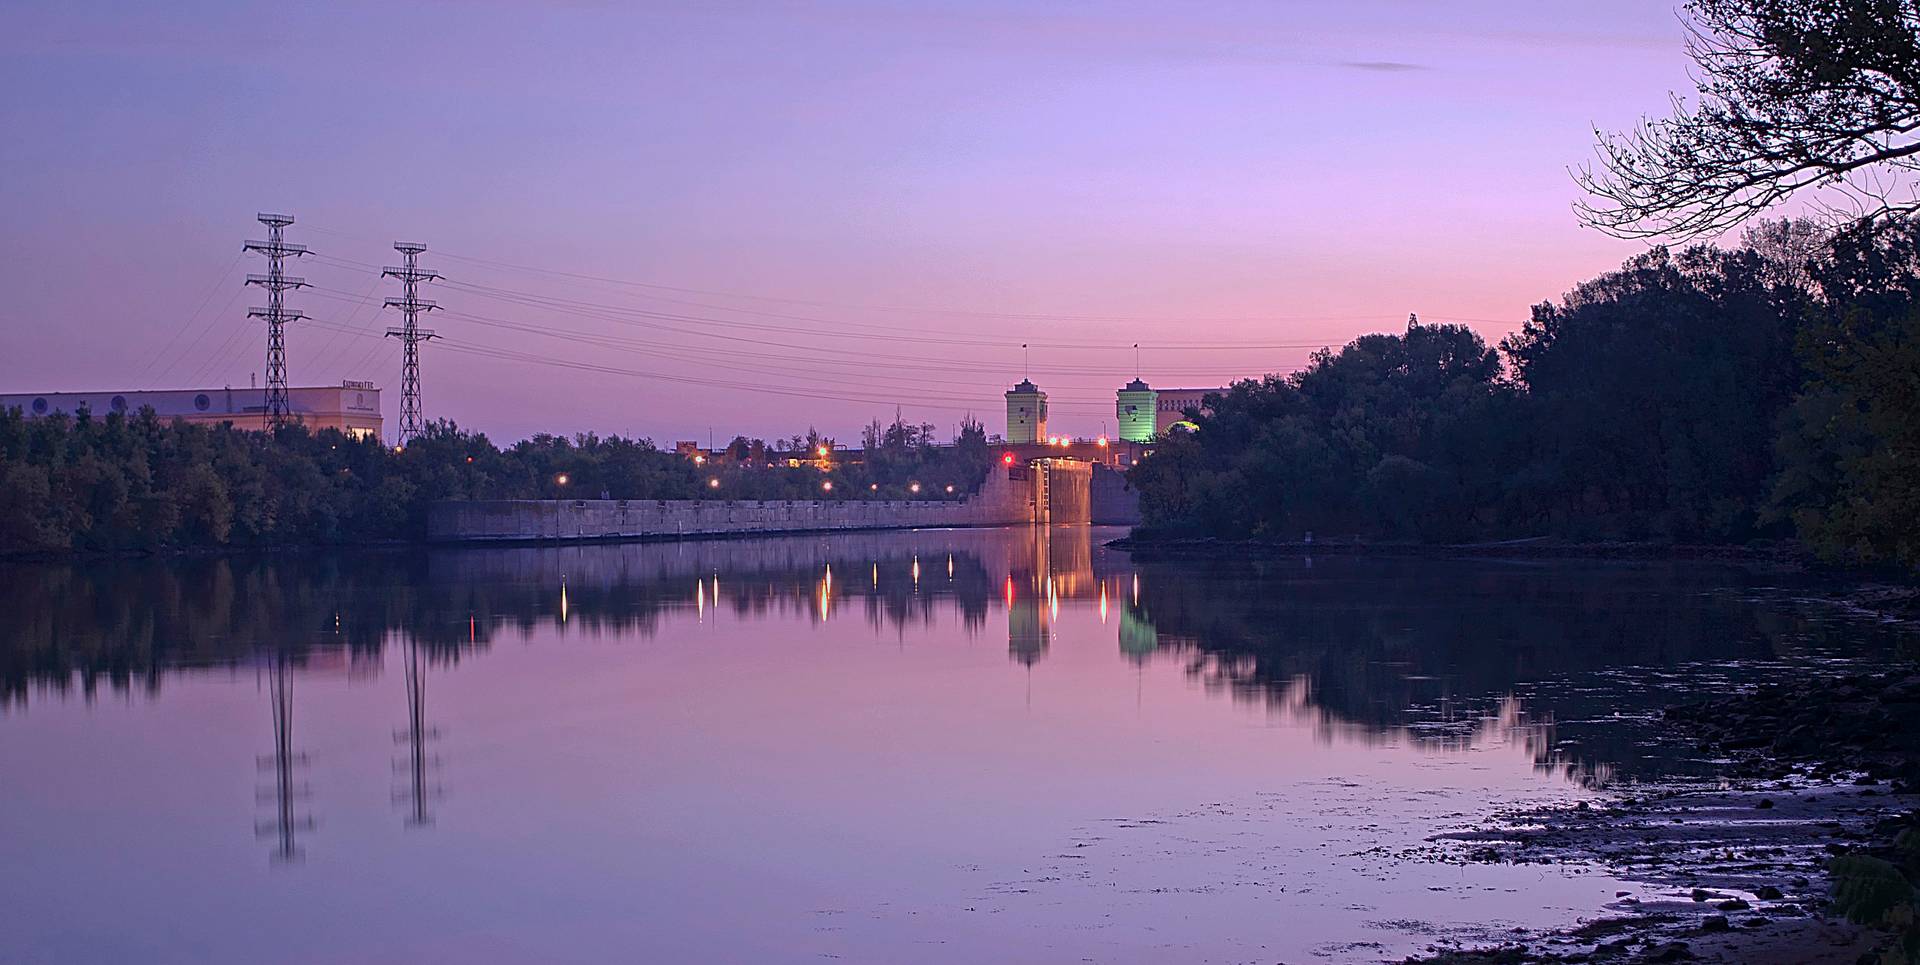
<box><xmin>1400</xmin><ymin>672</ymin><xmax>1920</xmax><ymax>964</ymax></box>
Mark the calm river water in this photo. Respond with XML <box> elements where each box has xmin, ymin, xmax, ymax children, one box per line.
<box><xmin>0</xmin><ymin>526</ymin><xmax>1909</xmax><ymax>964</ymax></box>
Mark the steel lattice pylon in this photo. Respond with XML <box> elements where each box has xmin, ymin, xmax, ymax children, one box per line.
<box><xmin>383</xmin><ymin>242</ymin><xmax>440</xmax><ymax>445</ymax></box>
<box><xmin>244</xmin><ymin>214</ymin><xmax>310</xmax><ymax>430</ymax></box>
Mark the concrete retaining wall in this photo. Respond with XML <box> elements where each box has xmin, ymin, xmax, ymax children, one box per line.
<box><xmin>1090</xmin><ymin>464</ymin><xmax>1143</xmax><ymax>525</ymax></box>
<box><xmin>429</xmin><ymin>464</ymin><xmax>1039</xmax><ymax>543</ymax></box>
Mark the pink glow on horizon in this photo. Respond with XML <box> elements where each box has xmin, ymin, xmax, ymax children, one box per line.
<box><xmin>0</xmin><ymin>1</ymin><xmax>1693</xmax><ymax>442</ymax></box>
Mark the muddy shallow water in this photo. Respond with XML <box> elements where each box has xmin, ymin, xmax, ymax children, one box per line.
<box><xmin>0</xmin><ymin>527</ymin><xmax>1910</xmax><ymax>964</ymax></box>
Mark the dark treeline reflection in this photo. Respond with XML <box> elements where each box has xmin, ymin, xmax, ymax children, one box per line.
<box><xmin>1129</xmin><ymin>555</ymin><xmax>1915</xmax><ymax>782</ymax></box>
<box><xmin>0</xmin><ymin>529</ymin><xmax>1100</xmax><ymax>708</ymax></box>
<box><xmin>5</xmin><ymin>531</ymin><xmax>1907</xmax><ymax>785</ymax></box>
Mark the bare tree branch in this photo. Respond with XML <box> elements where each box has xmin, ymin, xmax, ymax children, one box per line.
<box><xmin>1578</xmin><ymin>0</ymin><xmax>1920</xmax><ymax>240</ymax></box>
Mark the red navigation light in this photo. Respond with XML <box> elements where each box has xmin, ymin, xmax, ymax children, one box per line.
<box><xmin>1002</xmin><ymin>452</ymin><xmax>1015</xmax><ymax>465</ymax></box>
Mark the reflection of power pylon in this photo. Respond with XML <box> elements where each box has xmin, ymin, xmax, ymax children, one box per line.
<box><xmin>255</xmin><ymin>654</ymin><xmax>314</xmax><ymax>864</ymax></box>
<box><xmin>394</xmin><ymin>638</ymin><xmax>444</xmax><ymax>827</ymax></box>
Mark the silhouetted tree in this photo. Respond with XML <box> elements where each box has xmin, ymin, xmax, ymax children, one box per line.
<box><xmin>1579</xmin><ymin>0</ymin><xmax>1920</xmax><ymax>238</ymax></box>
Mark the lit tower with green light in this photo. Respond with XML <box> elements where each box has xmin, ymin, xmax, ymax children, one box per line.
<box><xmin>1116</xmin><ymin>378</ymin><xmax>1156</xmax><ymax>443</ymax></box>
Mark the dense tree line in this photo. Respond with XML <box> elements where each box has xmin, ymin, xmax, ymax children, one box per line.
<box><xmin>1130</xmin><ymin>220</ymin><xmax>1920</xmax><ymax>570</ymax></box>
<box><xmin>0</xmin><ymin>410</ymin><xmax>995</xmax><ymax>555</ymax></box>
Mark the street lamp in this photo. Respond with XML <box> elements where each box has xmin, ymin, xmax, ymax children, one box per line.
<box><xmin>817</xmin><ymin>445</ymin><xmax>830</xmax><ymax>458</ymax></box>
<box><xmin>555</xmin><ymin>473</ymin><xmax>569</xmax><ymax>486</ymax></box>
<box><xmin>909</xmin><ymin>482</ymin><xmax>921</xmax><ymax>494</ymax></box>
<box><xmin>708</xmin><ymin>477</ymin><xmax>720</xmax><ymax>489</ymax></box>
<box><xmin>822</xmin><ymin>480</ymin><xmax>833</xmax><ymax>492</ymax></box>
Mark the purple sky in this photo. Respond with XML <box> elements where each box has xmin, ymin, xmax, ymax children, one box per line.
<box><xmin>0</xmin><ymin>1</ymin><xmax>1694</xmax><ymax>444</ymax></box>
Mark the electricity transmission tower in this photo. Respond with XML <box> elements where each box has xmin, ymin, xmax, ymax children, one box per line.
<box><xmin>383</xmin><ymin>243</ymin><xmax>440</xmax><ymax>445</ymax></box>
<box><xmin>244</xmin><ymin>213</ymin><xmax>310</xmax><ymax>429</ymax></box>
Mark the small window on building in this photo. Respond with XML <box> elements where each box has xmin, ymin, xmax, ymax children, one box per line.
<box><xmin>110</xmin><ymin>395</ymin><xmax>127</xmax><ymax>413</ymax></box>
<box><xmin>31</xmin><ymin>397</ymin><xmax>47</xmax><ymax>415</ymax></box>
<box><xmin>193</xmin><ymin>393</ymin><xmax>211</xmax><ymax>411</ymax></box>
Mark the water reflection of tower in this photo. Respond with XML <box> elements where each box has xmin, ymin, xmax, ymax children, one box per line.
<box><xmin>255</xmin><ymin>654</ymin><xmax>314</xmax><ymax>864</ymax></box>
<box><xmin>1008</xmin><ymin>581</ymin><xmax>1048</xmax><ymax>667</ymax></box>
<box><xmin>1120</xmin><ymin>602</ymin><xmax>1160</xmax><ymax>710</ymax></box>
<box><xmin>1007</xmin><ymin>525</ymin><xmax>1052</xmax><ymax>668</ymax></box>
<box><xmin>394</xmin><ymin>636</ymin><xmax>444</xmax><ymax>827</ymax></box>
<box><xmin>1119</xmin><ymin>607</ymin><xmax>1159</xmax><ymax>665</ymax></box>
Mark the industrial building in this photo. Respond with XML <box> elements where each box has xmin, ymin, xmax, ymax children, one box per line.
<box><xmin>1151</xmin><ymin>386</ymin><xmax>1225</xmax><ymax>435</ymax></box>
<box><xmin>0</xmin><ymin>381</ymin><xmax>384</xmax><ymax>439</ymax></box>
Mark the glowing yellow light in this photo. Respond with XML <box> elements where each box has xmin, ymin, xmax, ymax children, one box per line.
<box><xmin>870</xmin><ymin>483</ymin><xmax>878</xmax><ymax>491</ymax></box>
<box><xmin>1097</xmin><ymin>436</ymin><xmax>1109</xmax><ymax>447</ymax></box>
<box><xmin>694</xmin><ymin>454</ymin><xmax>706</xmax><ymax>465</ymax></box>
<box><xmin>909</xmin><ymin>482</ymin><xmax>921</xmax><ymax>493</ymax></box>
<box><xmin>817</xmin><ymin>445</ymin><xmax>830</xmax><ymax>458</ymax></box>
<box><xmin>708</xmin><ymin>477</ymin><xmax>720</xmax><ymax>488</ymax></box>
<box><xmin>944</xmin><ymin>484</ymin><xmax>954</xmax><ymax>494</ymax></box>
<box><xmin>911</xmin><ymin>557</ymin><xmax>920</xmax><ymax>585</ymax></box>
<box><xmin>1099</xmin><ymin>583</ymin><xmax>1109</xmax><ymax>623</ymax></box>
<box><xmin>822</xmin><ymin>480</ymin><xmax>833</xmax><ymax>492</ymax></box>
<box><xmin>1132</xmin><ymin>573</ymin><xmax>1140</xmax><ymax>605</ymax></box>
<box><xmin>696</xmin><ymin>580</ymin><xmax>705</xmax><ymax>618</ymax></box>
<box><xmin>555</xmin><ymin>473</ymin><xmax>569</xmax><ymax>485</ymax></box>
